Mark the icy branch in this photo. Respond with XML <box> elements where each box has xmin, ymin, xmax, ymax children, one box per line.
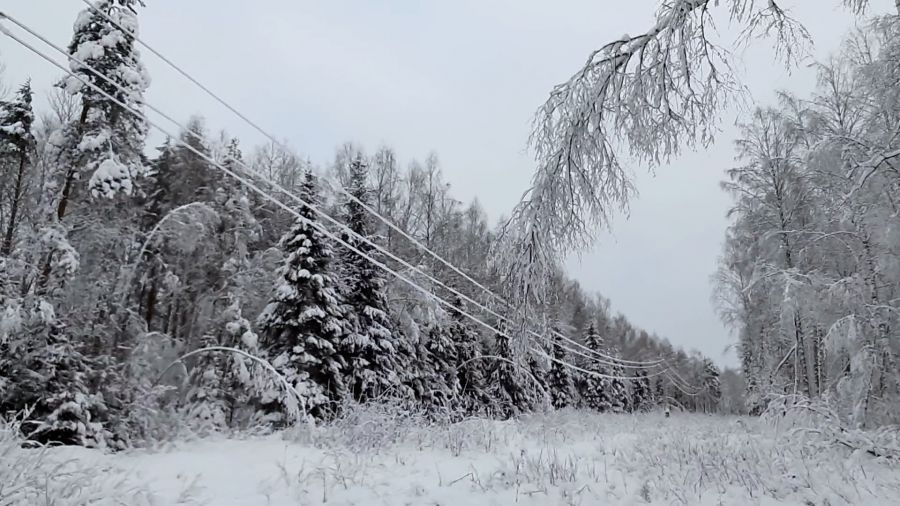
<box><xmin>498</xmin><ymin>0</ymin><xmax>819</xmax><ymax>310</ymax></box>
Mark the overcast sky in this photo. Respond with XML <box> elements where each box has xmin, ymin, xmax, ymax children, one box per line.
<box><xmin>3</xmin><ymin>0</ymin><xmax>894</xmax><ymax>367</ymax></box>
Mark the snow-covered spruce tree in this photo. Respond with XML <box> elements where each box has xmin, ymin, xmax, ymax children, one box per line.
<box><xmin>487</xmin><ymin>327</ymin><xmax>531</xmax><ymax>419</ymax></box>
<box><xmin>651</xmin><ymin>376</ymin><xmax>666</xmax><ymax>408</ymax></box>
<box><xmin>607</xmin><ymin>361</ymin><xmax>629</xmax><ymax>413</ymax></box>
<box><xmin>423</xmin><ymin>314</ymin><xmax>462</xmax><ymax>414</ymax></box>
<box><xmin>0</xmin><ymin>228</ymin><xmax>112</xmax><ymax>447</ymax></box>
<box><xmin>448</xmin><ymin>297</ymin><xmax>489</xmax><ymax>414</ymax></box>
<box><xmin>0</xmin><ymin>80</ymin><xmax>36</xmax><ymax>256</ymax></box>
<box><xmin>52</xmin><ymin>0</ymin><xmax>150</xmax><ymax>218</ymax></box>
<box><xmin>337</xmin><ymin>156</ymin><xmax>403</xmax><ymax>402</ymax></box>
<box><xmin>182</xmin><ymin>296</ymin><xmax>263</xmax><ymax>434</ymax></box>
<box><xmin>580</xmin><ymin>323</ymin><xmax>612</xmax><ymax>412</ymax></box>
<box><xmin>258</xmin><ymin>171</ymin><xmax>348</xmax><ymax>423</ymax></box>
<box><xmin>143</xmin><ymin>118</ymin><xmax>223</xmax><ymax>227</ymax></box>
<box><xmin>178</xmin><ymin>136</ymin><xmax>265</xmax><ymax>431</ymax></box>
<box><xmin>631</xmin><ymin>369</ymin><xmax>652</xmax><ymax>413</ymax></box>
<box><xmin>701</xmin><ymin>359</ymin><xmax>722</xmax><ymax>413</ymax></box>
<box><xmin>547</xmin><ymin>332</ymin><xmax>575</xmax><ymax>409</ymax></box>
<box><xmin>183</xmin><ymin>334</ymin><xmax>229</xmax><ymax>434</ymax></box>
<box><xmin>393</xmin><ymin>296</ymin><xmax>460</xmax><ymax>414</ymax></box>
<box><xmin>527</xmin><ymin>345</ymin><xmax>549</xmax><ymax>409</ymax></box>
<box><xmin>220</xmin><ymin>300</ymin><xmax>261</xmax><ymax>428</ymax></box>
<box><xmin>25</xmin><ymin>329</ymin><xmax>112</xmax><ymax>447</ymax></box>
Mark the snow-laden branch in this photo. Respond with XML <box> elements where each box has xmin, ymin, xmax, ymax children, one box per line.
<box><xmin>157</xmin><ymin>346</ymin><xmax>304</xmax><ymax>422</ymax></box>
<box><xmin>495</xmin><ymin>0</ymin><xmax>825</xmax><ymax>310</ymax></box>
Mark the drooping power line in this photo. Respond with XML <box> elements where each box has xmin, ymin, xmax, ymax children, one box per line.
<box><xmin>0</xmin><ymin>17</ymin><xmax>679</xmax><ymax>385</ymax></box>
<box><xmin>73</xmin><ymin>0</ymin><xmax>672</xmax><ymax>371</ymax></box>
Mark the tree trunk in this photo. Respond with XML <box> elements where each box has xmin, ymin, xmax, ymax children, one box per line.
<box><xmin>1</xmin><ymin>151</ymin><xmax>28</xmax><ymax>256</ymax></box>
<box><xmin>813</xmin><ymin>325</ymin><xmax>825</xmax><ymax>397</ymax></box>
<box><xmin>57</xmin><ymin>104</ymin><xmax>90</xmax><ymax>221</ymax></box>
<box><xmin>56</xmin><ymin>168</ymin><xmax>77</xmax><ymax>221</ymax></box>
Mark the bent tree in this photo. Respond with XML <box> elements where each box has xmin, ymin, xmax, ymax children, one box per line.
<box><xmin>497</xmin><ymin>0</ymin><xmax>889</xmax><ymax>315</ymax></box>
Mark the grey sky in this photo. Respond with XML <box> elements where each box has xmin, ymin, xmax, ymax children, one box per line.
<box><xmin>3</xmin><ymin>0</ymin><xmax>892</xmax><ymax>367</ymax></box>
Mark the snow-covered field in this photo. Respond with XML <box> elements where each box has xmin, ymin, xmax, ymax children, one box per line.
<box><xmin>5</xmin><ymin>410</ymin><xmax>900</xmax><ymax>505</ymax></box>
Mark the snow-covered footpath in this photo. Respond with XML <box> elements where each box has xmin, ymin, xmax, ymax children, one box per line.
<box><xmin>5</xmin><ymin>410</ymin><xmax>900</xmax><ymax>505</ymax></box>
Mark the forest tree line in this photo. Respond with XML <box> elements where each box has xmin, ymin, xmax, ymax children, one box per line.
<box><xmin>0</xmin><ymin>0</ymin><xmax>726</xmax><ymax>448</ymax></box>
<box><xmin>716</xmin><ymin>16</ymin><xmax>900</xmax><ymax>427</ymax></box>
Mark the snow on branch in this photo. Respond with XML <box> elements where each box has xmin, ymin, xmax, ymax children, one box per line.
<box><xmin>497</xmin><ymin>0</ymin><xmax>816</xmax><ymax>311</ymax></box>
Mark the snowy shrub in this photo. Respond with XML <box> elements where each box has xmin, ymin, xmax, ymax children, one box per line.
<box><xmin>287</xmin><ymin>396</ymin><xmax>434</xmax><ymax>453</ymax></box>
<box><xmin>763</xmin><ymin>394</ymin><xmax>900</xmax><ymax>461</ymax></box>
<box><xmin>0</xmin><ymin>415</ymin><xmax>159</xmax><ymax>504</ymax></box>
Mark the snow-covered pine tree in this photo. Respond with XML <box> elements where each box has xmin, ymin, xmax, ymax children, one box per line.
<box><xmin>547</xmin><ymin>331</ymin><xmax>575</xmax><ymax>409</ymax></box>
<box><xmin>338</xmin><ymin>156</ymin><xmax>403</xmax><ymax>402</ymax></box>
<box><xmin>580</xmin><ymin>323</ymin><xmax>613</xmax><ymax>412</ymax></box>
<box><xmin>258</xmin><ymin>171</ymin><xmax>348</xmax><ymax>422</ymax></box>
<box><xmin>52</xmin><ymin>0</ymin><xmax>150</xmax><ymax>218</ymax></box>
<box><xmin>0</xmin><ymin>80</ymin><xmax>36</xmax><ymax>256</ymax></box>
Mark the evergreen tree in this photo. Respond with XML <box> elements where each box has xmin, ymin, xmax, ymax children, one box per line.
<box><xmin>258</xmin><ymin>172</ymin><xmax>348</xmax><ymax>422</ymax></box>
<box><xmin>27</xmin><ymin>329</ymin><xmax>111</xmax><ymax>447</ymax></box>
<box><xmin>631</xmin><ymin>369</ymin><xmax>652</xmax><ymax>412</ymax></box>
<box><xmin>654</xmin><ymin>376</ymin><xmax>666</xmax><ymax>406</ymax></box>
<box><xmin>547</xmin><ymin>332</ymin><xmax>575</xmax><ymax>409</ymax></box>
<box><xmin>184</xmin><ymin>335</ymin><xmax>228</xmax><ymax>434</ymax></box>
<box><xmin>220</xmin><ymin>137</ymin><xmax>244</xmax><ymax>194</ymax></box>
<box><xmin>527</xmin><ymin>348</ymin><xmax>549</xmax><ymax>409</ymax></box>
<box><xmin>423</xmin><ymin>317</ymin><xmax>462</xmax><ymax>413</ymax></box>
<box><xmin>0</xmin><ymin>223</ymin><xmax>111</xmax><ymax>446</ymax></box>
<box><xmin>607</xmin><ymin>361</ymin><xmax>628</xmax><ymax>413</ymax></box>
<box><xmin>487</xmin><ymin>328</ymin><xmax>530</xmax><ymax>419</ymax></box>
<box><xmin>0</xmin><ymin>81</ymin><xmax>36</xmax><ymax>256</ymax></box>
<box><xmin>52</xmin><ymin>0</ymin><xmax>150</xmax><ymax>217</ymax></box>
<box><xmin>220</xmin><ymin>300</ymin><xmax>260</xmax><ymax>427</ymax></box>
<box><xmin>449</xmin><ymin>297</ymin><xmax>489</xmax><ymax>414</ymax></box>
<box><xmin>702</xmin><ymin>359</ymin><xmax>722</xmax><ymax>413</ymax></box>
<box><xmin>141</xmin><ymin>138</ymin><xmax>176</xmax><ymax>231</ymax></box>
<box><xmin>338</xmin><ymin>156</ymin><xmax>403</xmax><ymax>402</ymax></box>
<box><xmin>580</xmin><ymin>323</ymin><xmax>613</xmax><ymax>412</ymax></box>
<box><xmin>143</xmin><ymin>118</ymin><xmax>220</xmax><ymax>225</ymax></box>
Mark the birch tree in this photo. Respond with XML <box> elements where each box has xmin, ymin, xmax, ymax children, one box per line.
<box><xmin>499</xmin><ymin>0</ymin><xmax>887</xmax><ymax>316</ymax></box>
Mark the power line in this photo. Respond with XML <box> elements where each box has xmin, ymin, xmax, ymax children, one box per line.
<box><xmin>0</xmin><ymin>10</ymin><xmax>651</xmax><ymax>374</ymax></box>
<box><xmin>74</xmin><ymin>0</ymin><xmax>671</xmax><ymax>370</ymax></box>
<box><xmin>0</xmin><ymin>18</ymin><xmax>667</xmax><ymax>384</ymax></box>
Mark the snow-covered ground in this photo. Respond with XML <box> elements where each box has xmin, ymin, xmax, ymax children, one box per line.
<box><xmin>7</xmin><ymin>410</ymin><xmax>900</xmax><ymax>505</ymax></box>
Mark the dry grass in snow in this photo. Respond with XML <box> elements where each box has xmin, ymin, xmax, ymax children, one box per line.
<box><xmin>7</xmin><ymin>408</ymin><xmax>900</xmax><ymax>505</ymax></box>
